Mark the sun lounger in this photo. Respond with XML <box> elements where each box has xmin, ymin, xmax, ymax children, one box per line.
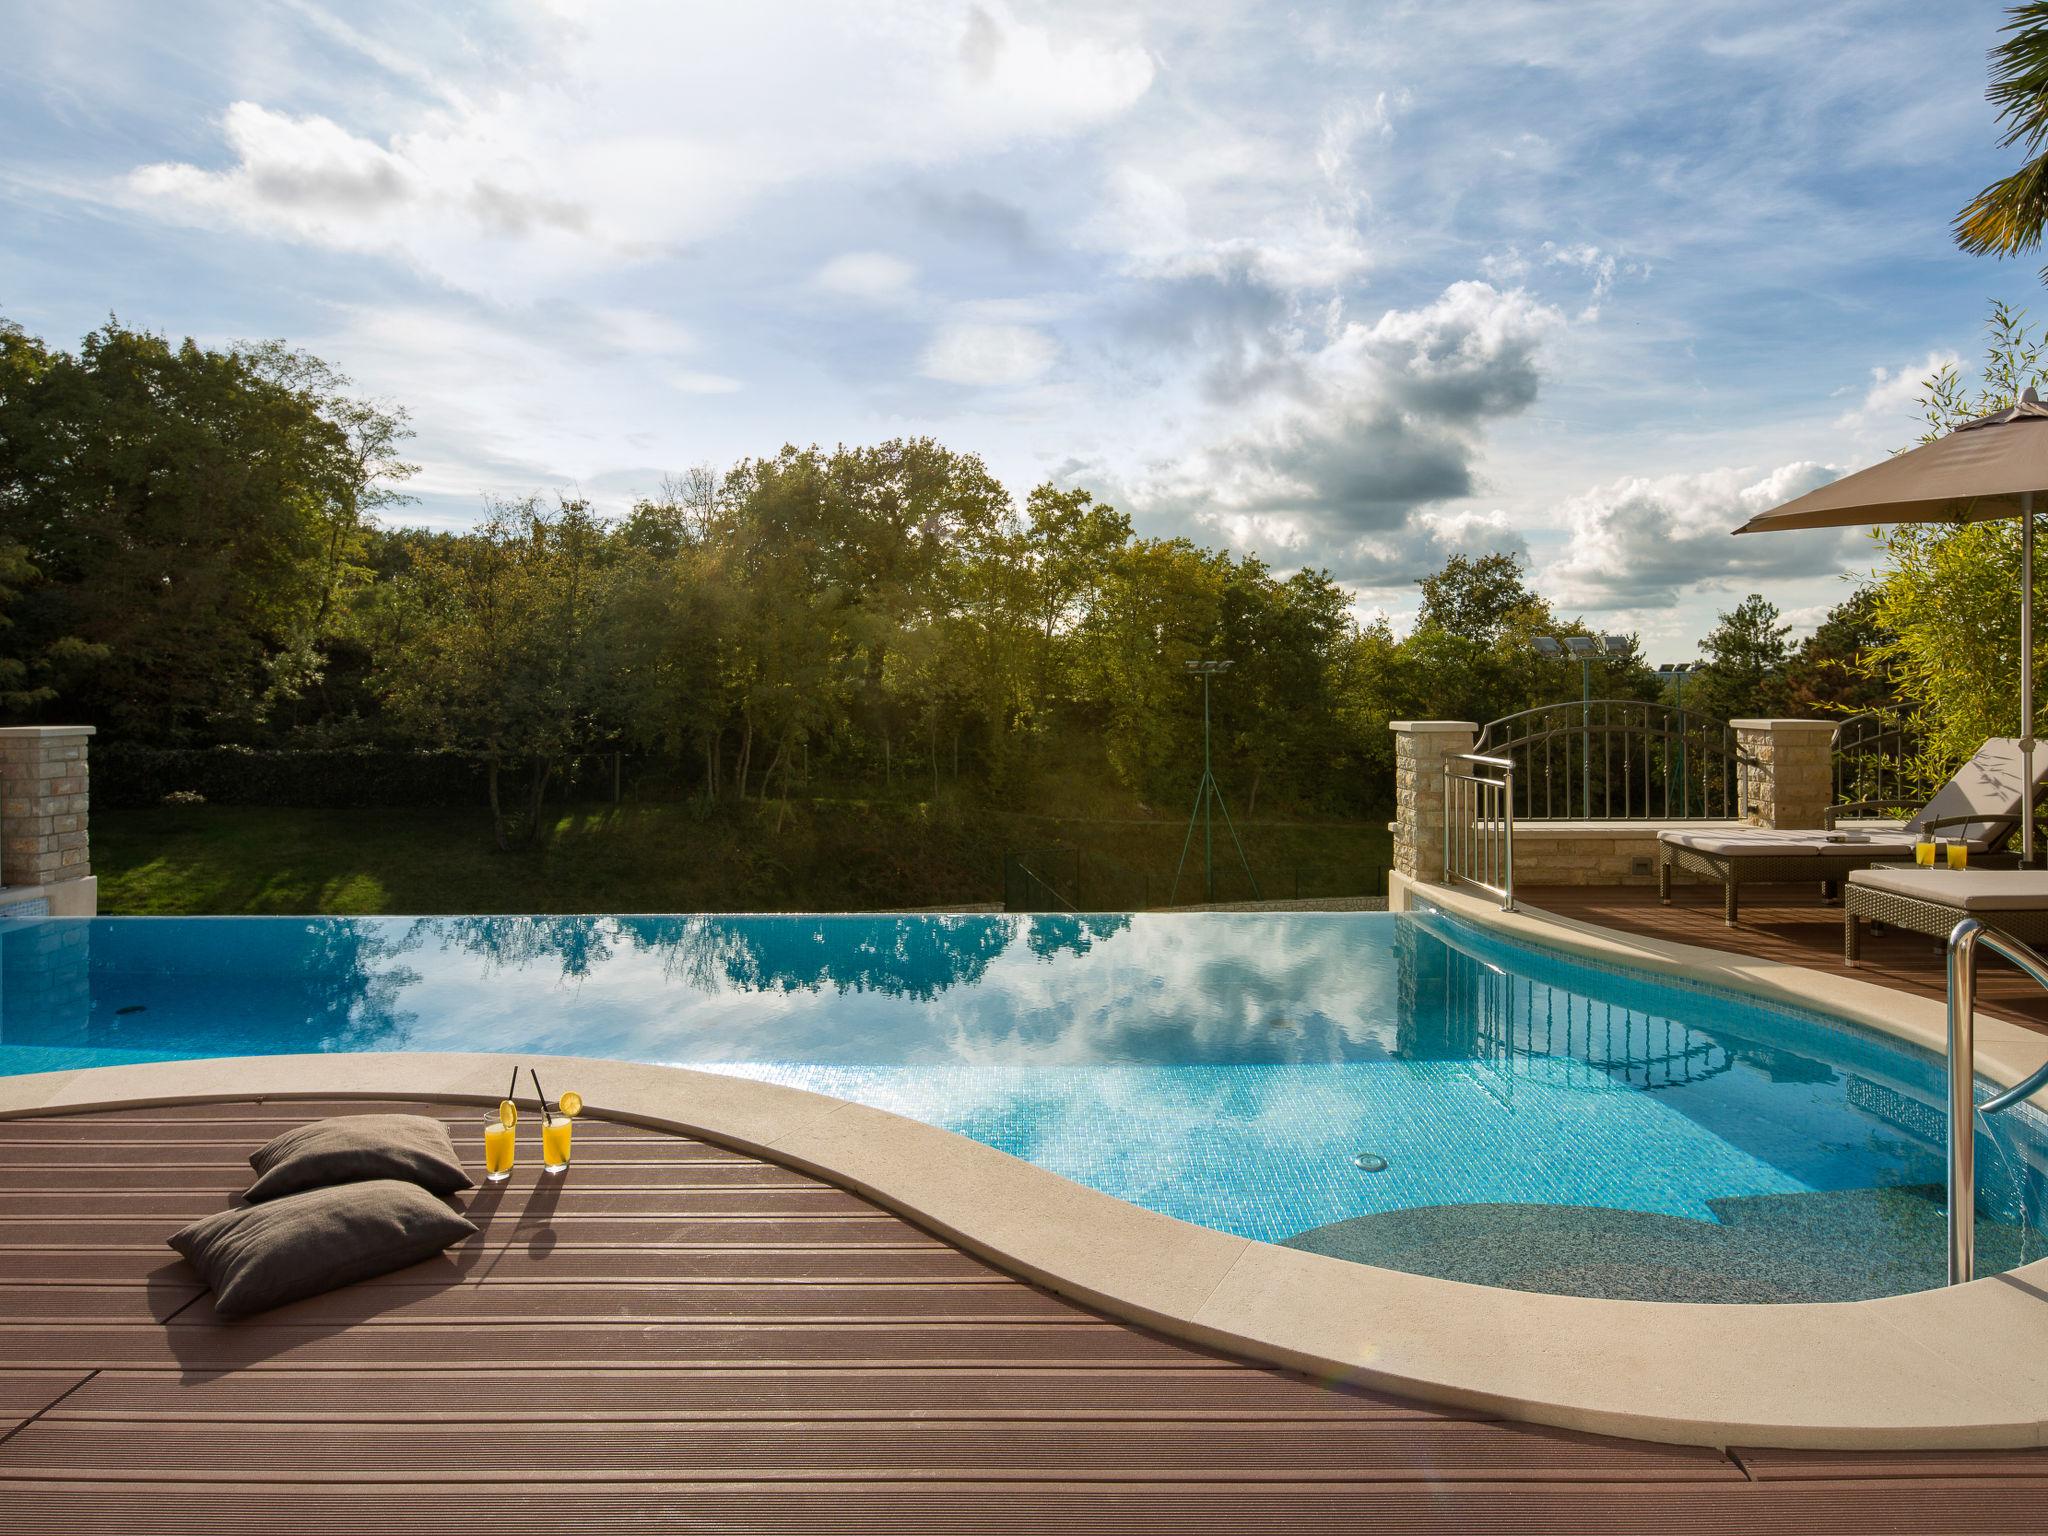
<box><xmin>1844</xmin><ymin>866</ymin><xmax>2048</xmax><ymax>965</ymax></box>
<box><xmin>1659</xmin><ymin>737</ymin><xmax>2041</xmax><ymax>927</ymax></box>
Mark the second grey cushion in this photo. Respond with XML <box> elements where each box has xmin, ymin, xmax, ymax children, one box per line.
<box><xmin>168</xmin><ymin>1178</ymin><xmax>478</xmax><ymax>1319</ymax></box>
<box><xmin>244</xmin><ymin>1113</ymin><xmax>474</xmax><ymax>1203</ymax></box>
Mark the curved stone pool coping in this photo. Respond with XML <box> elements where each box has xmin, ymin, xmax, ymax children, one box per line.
<box><xmin>4</xmin><ymin>884</ymin><xmax>2048</xmax><ymax>1452</ymax></box>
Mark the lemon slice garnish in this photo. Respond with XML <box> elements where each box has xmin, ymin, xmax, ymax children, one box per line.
<box><xmin>558</xmin><ymin>1091</ymin><xmax>583</xmax><ymax>1118</ymax></box>
<box><xmin>497</xmin><ymin>1098</ymin><xmax>519</xmax><ymax>1129</ymax></box>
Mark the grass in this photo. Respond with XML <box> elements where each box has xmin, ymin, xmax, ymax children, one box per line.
<box><xmin>94</xmin><ymin>800</ymin><xmax>1393</xmax><ymax>916</ymax></box>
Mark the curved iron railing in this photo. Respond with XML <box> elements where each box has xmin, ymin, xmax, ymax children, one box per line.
<box><xmin>1476</xmin><ymin>700</ymin><xmax>1767</xmax><ymax>821</ymax></box>
<box><xmin>1831</xmin><ymin>710</ymin><xmax>1919</xmax><ymax>812</ymax></box>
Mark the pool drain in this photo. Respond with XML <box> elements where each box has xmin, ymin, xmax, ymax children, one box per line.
<box><xmin>1352</xmin><ymin>1152</ymin><xmax>1389</xmax><ymax>1173</ymax></box>
<box><xmin>115</xmin><ymin>1005</ymin><xmax>146</xmax><ymax>1016</ymax></box>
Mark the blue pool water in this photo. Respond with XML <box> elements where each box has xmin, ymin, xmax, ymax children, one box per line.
<box><xmin>3</xmin><ymin>907</ymin><xmax>2042</xmax><ymax>1300</ymax></box>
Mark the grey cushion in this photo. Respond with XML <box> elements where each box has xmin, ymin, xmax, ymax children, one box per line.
<box><xmin>1660</xmin><ymin>830</ymin><xmax>1824</xmax><ymax>858</ymax></box>
<box><xmin>1660</xmin><ymin>828</ymin><xmax>1919</xmax><ymax>858</ymax></box>
<box><xmin>244</xmin><ymin>1114</ymin><xmax>473</xmax><ymax>1204</ymax></box>
<box><xmin>1848</xmin><ymin>867</ymin><xmax>2048</xmax><ymax>912</ymax></box>
<box><xmin>168</xmin><ymin>1178</ymin><xmax>477</xmax><ymax>1320</ymax></box>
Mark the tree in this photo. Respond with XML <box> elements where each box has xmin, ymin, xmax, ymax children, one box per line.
<box><xmin>0</xmin><ymin>316</ymin><xmax>412</xmax><ymax>737</ymax></box>
<box><xmin>1776</xmin><ymin>587</ymin><xmax>1898</xmax><ymax>717</ymax></box>
<box><xmin>1871</xmin><ymin>303</ymin><xmax>2048</xmax><ymax>780</ymax></box>
<box><xmin>379</xmin><ymin>497</ymin><xmax>613</xmax><ymax>849</ymax></box>
<box><xmin>1684</xmin><ymin>595</ymin><xmax>1791</xmax><ymax>725</ymax></box>
<box><xmin>1955</xmin><ymin>3</ymin><xmax>2048</xmax><ymax>281</ymax></box>
<box><xmin>1414</xmin><ymin>552</ymin><xmax>1543</xmax><ymax>644</ymax></box>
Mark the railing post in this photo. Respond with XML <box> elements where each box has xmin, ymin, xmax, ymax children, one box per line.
<box><xmin>1502</xmin><ymin>765</ymin><xmax>1515</xmax><ymax>909</ymax></box>
<box><xmin>1947</xmin><ymin>918</ymin><xmax>1979</xmax><ymax>1286</ymax></box>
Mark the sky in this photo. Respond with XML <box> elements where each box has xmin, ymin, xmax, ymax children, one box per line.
<box><xmin>0</xmin><ymin>0</ymin><xmax>2039</xmax><ymax>655</ymax></box>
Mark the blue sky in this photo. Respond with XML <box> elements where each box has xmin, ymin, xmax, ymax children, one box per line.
<box><xmin>0</xmin><ymin>0</ymin><xmax>2037</xmax><ymax>653</ymax></box>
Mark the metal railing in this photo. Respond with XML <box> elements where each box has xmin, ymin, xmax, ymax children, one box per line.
<box><xmin>1442</xmin><ymin>751</ymin><xmax>1515</xmax><ymax>909</ymax></box>
<box><xmin>1476</xmin><ymin>699</ymin><xmax>1766</xmax><ymax>821</ymax></box>
<box><xmin>1944</xmin><ymin>918</ymin><xmax>2048</xmax><ymax>1284</ymax></box>
<box><xmin>1832</xmin><ymin>710</ymin><xmax>1918</xmax><ymax>812</ymax></box>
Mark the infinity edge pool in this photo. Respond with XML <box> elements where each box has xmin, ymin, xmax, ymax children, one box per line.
<box><xmin>6</xmin><ymin>874</ymin><xmax>2048</xmax><ymax>1450</ymax></box>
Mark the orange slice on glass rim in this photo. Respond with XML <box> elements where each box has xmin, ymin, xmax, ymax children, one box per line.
<box><xmin>497</xmin><ymin>1099</ymin><xmax>519</xmax><ymax>1129</ymax></box>
<box><xmin>558</xmin><ymin>1091</ymin><xmax>583</xmax><ymax>1119</ymax></box>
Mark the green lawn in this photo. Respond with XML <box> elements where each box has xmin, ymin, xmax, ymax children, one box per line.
<box><xmin>94</xmin><ymin>802</ymin><xmax>1392</xmax><ymax>915</ymax></box>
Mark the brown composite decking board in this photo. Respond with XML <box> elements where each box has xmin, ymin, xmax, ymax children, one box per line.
<box><xmin>1523</xmin><ymin>881</ymin><xmax>2048</xmax><ymax>1032</ymax></box>
<box><xmin>11</xmin><ymin>1481</ymin><xmax>2048</xmax><ymax>1536</ymax></box>
<box><xmin>1</xmin><ymin>1099</ymin><xmax>2044</xmax><ymax>1535</ymax></box>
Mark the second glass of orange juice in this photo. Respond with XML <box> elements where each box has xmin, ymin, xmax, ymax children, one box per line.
<box><xmin>542</xmin><ymin>1115</ymin><xmax>573</xmax><ymax>1173</ymax></box>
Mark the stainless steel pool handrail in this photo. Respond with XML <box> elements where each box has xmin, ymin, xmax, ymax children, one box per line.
<box><xmin>1442</xmin><ymin>751</ymin><xmax>1515</xmax><ymax>911</ymax></box>
<box><xmin>1944</xmin><ymin>917</ymin><xmax>2048</xmax><ymax>1284</ymax></box>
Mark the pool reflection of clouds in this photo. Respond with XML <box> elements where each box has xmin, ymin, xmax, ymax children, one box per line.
<box><xmin>3</xmin><ymin>911</ymin><xmax>2042</xmax><ymax>1260</ymax></box>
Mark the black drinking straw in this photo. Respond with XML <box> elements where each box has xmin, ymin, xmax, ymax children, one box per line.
<box><xmin>530</xmin><ymin>1067</ymin><xmax>553</xmax><ymax>1125</ymax></box>
<box><xmin>506</xmin><ymin>1064</ymin><xmax>519</xmax><ymax>1109</ymax></box>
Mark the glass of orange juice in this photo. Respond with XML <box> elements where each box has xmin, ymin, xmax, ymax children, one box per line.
<box><xmin>542</xmin><ymin>1115</ymin><xmax>573</xmax><ymax>1174</ymax></box>
<box><xmin>483</xmin><ymin>1117</ymin><xmax>516</xmax><ymax>1182</ymax></box>
<box><xmin>1948</xmin><ymin>841</ymin><xmax>1969</xmax><ymax>870</ymax></box>
<box><xmin>1915</xmin><ymin>838</ymin><xmax>1935</xmax><ymax>867</ymax></box>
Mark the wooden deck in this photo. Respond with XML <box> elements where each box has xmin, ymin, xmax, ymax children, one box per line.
<box><xmin>3</xmin><ymin>1098</ymin><xmax>2047</xmax><ymax>1532</ymax></box>
<box><xmin>1524</xmin><ymin>881</ymin><xmax>2048</xmax><ymax>1033</ymax></box>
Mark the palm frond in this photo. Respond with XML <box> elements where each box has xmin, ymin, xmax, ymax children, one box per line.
<box><xmin>1957</xmin><ymin>6</ymin><xmax>2048</xmax><ymax>258</ymax></box>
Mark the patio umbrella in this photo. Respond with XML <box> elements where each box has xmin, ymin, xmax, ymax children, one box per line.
<box><xmin>1732</xmin><ymin>386</ymin><xmax>2048</xmax><ymax>863</ymax></box>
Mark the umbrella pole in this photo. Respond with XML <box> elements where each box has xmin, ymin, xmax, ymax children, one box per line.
<box><xmin>2028</xmin><ymin>491</ymin><xmax>2037</xmax><ymax>867</ymax></box>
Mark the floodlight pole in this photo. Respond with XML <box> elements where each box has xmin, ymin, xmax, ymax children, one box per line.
<box><xmin>1202</xmin><ymin>665</ymin><xmax>1214</xmax><ymax>895</ymax></box>
<box><xmin>1171</xmin><ymin>660</ymin><xmax>1262</xmax><ymax>905</ymax></box>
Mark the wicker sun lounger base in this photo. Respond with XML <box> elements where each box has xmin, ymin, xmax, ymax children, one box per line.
<box><xmin>1658</xmin><ymin>841</ymin><xmax>1874</xmax><ymax>927</ymax></box>
<box><xmin>1844</xmin><ymin>868</ymin><xmax>2048</xmax><ymax>965</ymax></box>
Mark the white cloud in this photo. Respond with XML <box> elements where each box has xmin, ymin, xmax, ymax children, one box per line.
<box><xmin>1540</xmin><ymin>461</ymin><xmax>1863</xmax><ymax>610</ymax></box>
<box><xmin>919</xmin><ymin>321</ymin><xmax>1059</xmax><ymax>386</ymax></box>
<box><xmin>1540</xmin><ymin>242</ymin><xmax>1643</xmax><ymax>321</ymax></box>
<box><xmin>1102</xmin><ymin>280</ymin><xmax>1565</xmax><ymax>577</ymax></box>
<box><xmin>1835</xmin><ymin>350</ymin><xmax>1957</xmax><ymax>431</ymax></box>
<box><xmin>813</xmin><ymin>251</ymin><xmax>918</xmax><ymax>306</ymax></box>
<box><xmin>121</xmin><ymin>3</ymin><xmax>1154</xmax><ymax>299</ymax></box>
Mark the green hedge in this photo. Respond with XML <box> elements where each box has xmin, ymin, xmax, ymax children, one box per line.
<box><xmin>95</xmin><ymin>745</ymin><xmax>633</xmax><ymax>810</ymax></box>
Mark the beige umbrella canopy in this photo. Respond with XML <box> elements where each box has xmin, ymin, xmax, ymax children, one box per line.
<box><xmin>1734</xmin><ymin>386</ymin><xmax>2048</xmax><ymax>862</ymax></box>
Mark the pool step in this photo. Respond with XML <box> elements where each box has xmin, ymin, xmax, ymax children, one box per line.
<box><xmin>1279</xmin><ymin>1187</ymin><xmax>2040</xmax><ymax>1303</ymax></box>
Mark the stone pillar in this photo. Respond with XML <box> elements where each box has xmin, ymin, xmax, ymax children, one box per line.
<box><xmin>1730</xmin><ymin>719</ymin><xmax>1837</xmax><ymax>830</ymax></box>
<box><xmin>1390</xmin><ymin>720</ymin><xmax>1477</xmax><ymax>883</ymax></box>
<box><xmin>0</xmin><ymin>725</ymin><xmax>97</xmax><ymax>915</ymax></box>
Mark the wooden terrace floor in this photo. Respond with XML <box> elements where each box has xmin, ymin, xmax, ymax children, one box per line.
<box><xmin>4</xmin><ymin>1097</ymin><xmax>2048</xmax><ymax>1532</ymax></box>
<box><xmin>1520</xmin><ymin>882</ymin><xmax>2048</xmax><ymax>1033</ymax></box>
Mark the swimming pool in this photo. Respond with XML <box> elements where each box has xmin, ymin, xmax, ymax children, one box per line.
<box><xmin>3</xmin><ymin>907</ymin><xmax>2041</xmax><ymax>1302</ymax></box>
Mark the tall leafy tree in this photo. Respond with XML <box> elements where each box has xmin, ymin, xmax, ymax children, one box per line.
<box><xmin>0</xmin><ymin>317</ymin><xmax>412</xmax><ymax>737</ymax></box>
<box><xmin>1685</xmin><ymin>595</ymin><xmax>1791</xmax><ymax>726</ymax></box>
<box><xmin>380</xmin><ymin>497</ymin><xmax>613</xmax><ymax>849</ymax></box>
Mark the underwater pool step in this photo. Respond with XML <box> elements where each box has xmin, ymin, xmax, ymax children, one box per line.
<box><xmin>1280</xmin><ymin>1188</ymin><xmax>2040</xmax><ymax>1304</ymax></box>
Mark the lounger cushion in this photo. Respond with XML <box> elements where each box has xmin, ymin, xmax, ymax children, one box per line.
<box><xmin>244</xmin><ymin>1114</ymin><xmax>474</xmax><ymax>1204</ymax></box>
<box><xmin>1659</xmin><ymin>830</ymin><xmax>1825</xmax><ymax>858</ymax></box>
<box><xmin>1659</xmin><ymin>828</ymin><xmax>1918</xmax><ymax>858</ymax></box>
<box><xmin>1847</xmin><ymin>868</ymin><xmax>2048</xmax><ymax>912</ymax></box>
<box><xmin>168</xmin><ymin>1178</ymin><xmax>477</xmax><ymax>1319</ymax></box>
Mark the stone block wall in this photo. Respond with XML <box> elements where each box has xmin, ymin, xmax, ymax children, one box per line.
<box><xmin>1732</xmin><ymin>719</ymin><xmax>1837</xmax><ymax>830</ymax></box>
<box><xmin>1389</xmin><ymin>721</ymin><xmax>1477</xmax><ymax>882</ymax></box>
<box><xmin>0</xmin><ymin>726</ymin><xmax>96</xmax><ymax>892</ymax></box>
